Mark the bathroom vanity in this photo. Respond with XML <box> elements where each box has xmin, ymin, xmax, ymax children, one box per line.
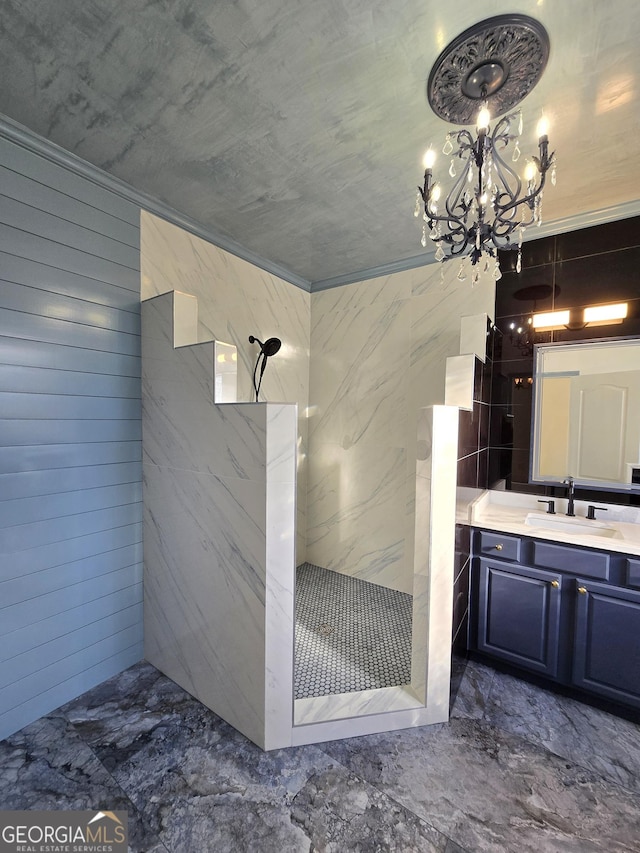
<box><xmin>465</xmin><ymin>491</ymin><xmax>640</xmax><ymax>712</ymax></box>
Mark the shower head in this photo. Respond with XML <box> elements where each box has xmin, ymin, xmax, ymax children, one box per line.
<box><xmin>262</xmin><ymin>337</ymin><xmax>281</xmax><ymax>357</ymax></box>
<box><xmin>248</xmin><ymin>335</ymin><xmax>281</xmax><ymax>357</ymax></box>
<box><xmin>248</xmin><ymin>335</ymin><xmax>282</xmax><ymax>402</ymax></box>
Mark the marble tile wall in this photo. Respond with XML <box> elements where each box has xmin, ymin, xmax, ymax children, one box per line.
<box><xmin>307</xmin><ymin>263</ymin><xmax>495</xmax><ymax>593</ymax></box>
<box><xmin>138</xmin><ymin>212</ymin><xmax>499</xmax><ymax>742</ymax></box>
<box><xmin>140</xmin><ymin>211</ymin><xmax>310</xmax><ymax>562</ymax></box>
<box><xmin>142</xmin><ymin>292</ymin><xmax>296</xmax><ymax>750</ymax></box>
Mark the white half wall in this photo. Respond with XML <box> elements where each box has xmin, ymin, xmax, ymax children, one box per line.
<box><xmin>142</xmin><ymin>291</ymin><xmax>296</xmax><ymax>750</ymax></box>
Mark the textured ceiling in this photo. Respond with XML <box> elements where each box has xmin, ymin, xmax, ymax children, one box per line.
<box><xmin>1</xmin><ymin>0</ymin><xmax>639</xmax><ymax>286</ymax></box>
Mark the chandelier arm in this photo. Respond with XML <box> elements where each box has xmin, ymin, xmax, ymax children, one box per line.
<box><xmin>494</xmin><ymin>164</ymin><xmax>548</xmax><ymax>232</ymax></box>
<box><xmin>489</xmin><ymin>140</ymin><xmax>528</xmax><ymax>236</ymax></box>
<box><xmin>490</xmin><ymin>121</ymin><xmax>523</xmax><ymax>199</ymax></box>
<box><xmin>420</xmin><ymin>148</ymin><xmax>474</xmax><ymax>244</ymax></box>
<box><xmin>454</xmin><ymin>129</ymin><xmax>476</xmax><ymax>152</ymax></box>
<box><xmin>441</xmin><ymin>155</ymin><xmax>476</xmax><ymax>253</ymax></box>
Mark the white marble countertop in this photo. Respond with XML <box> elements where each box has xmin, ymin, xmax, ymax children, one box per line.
<box><xmin>459</xmin><ymin>489</ymin><xmax>640</xmax><ymax>557</ymax></box>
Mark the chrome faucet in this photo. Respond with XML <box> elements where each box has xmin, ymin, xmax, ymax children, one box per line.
<box><xmin>563</xmin><ymin>477</ymin><xmax>575</xmax><ymax>517</ymax></box>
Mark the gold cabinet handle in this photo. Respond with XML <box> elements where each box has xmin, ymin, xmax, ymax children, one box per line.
<box><xmin>551</xmin><ymin>580</ymin><xmax>560</xmax><ymax>588</ymax></box>
<box><xmin>494</xmin><ymin>544</ymin><xmax>503</xmax><ymax>551</ymax></box>
<box><xmin>578</xmin><ymin>586</ymin><xmax>587</xmax><ymax>594</ymax></box>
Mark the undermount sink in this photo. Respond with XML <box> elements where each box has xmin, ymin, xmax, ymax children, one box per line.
<box><xmin>524</xmin><ymin>512</ymin><xmax>620</xmax><ymax>539</ymax></box>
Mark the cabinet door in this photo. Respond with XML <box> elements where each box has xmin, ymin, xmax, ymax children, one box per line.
<box><xmin>572</xmin><ymin>580</ymin><xmax>640</xmax><ymax>709</ymax></box>
<box><xmin>476</xmin><ymin>560</ymin><xmax>562</xmax><ymax>677</ymax></box>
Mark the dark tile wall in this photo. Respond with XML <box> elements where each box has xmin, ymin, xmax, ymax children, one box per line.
<box><xmin>456</xmin><ymin>324</ymin><xmax>497</xmax><ymax>490</ymax></box>
<box><xmin>489</xmin><ymin>215</ymin><xmax>640</xmax><ymax>504</ymax></box>
<box><xmin>453</xmin><ymin>324</ymin><xmax>498</xmax><ymax>650</ymax></box>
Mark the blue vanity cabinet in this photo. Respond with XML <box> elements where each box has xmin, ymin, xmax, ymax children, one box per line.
<box><xmin>475</xmin><ymin>559</ymin><xmax>563</xmax><ymax>677</ymax></box>
<box><xmin>469</xmin><ymin>528</ymin><xmax>640</xmax><ymax>711</ymax></box>
<box><xmin>572</xmin><ymin>580</ymin><xmax>640</xmax><ymax>710</ymax></box>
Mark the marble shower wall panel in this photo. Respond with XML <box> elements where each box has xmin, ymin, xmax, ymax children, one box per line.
<box><xmin>140</xmin><ymin>211</ymin><xmax>310</xmax><ymax>562</ymax></box>
<box><xmin>412</xmin><ymin>406</ymin><xmax>458</xmax><ymax>711</ymax></box>
<box><xmin>307</xmin><ymin>281</ymin><xmax>411</xmax><ymax>591</ymax></box>
<box><xmin>142</xmin><ymin>292</ymin><xmax>296</xmax><ymax>750</ymax></box>
<box><xmin>409</xmin><ymin>268</ymin><xmax>495</xmax><ymax>417</ymax></box>
<box><xmin>308</xmin><ymin>263</ymin><xmax>495</xmax><ymax>593</ymax></box>
<box><xmin>264</xmin><ymin>404</ymin><xmax>297</xmax><ymax>750</ymax></box>
<box><xmin>142</xmin><ymin>296</ymin><xmax>267</xmax><ymax>480</ymax></box>
<box><xmin>143</xmin><ymin>463</ymin><xmax>268</xmax><ymax>747</ymax></box>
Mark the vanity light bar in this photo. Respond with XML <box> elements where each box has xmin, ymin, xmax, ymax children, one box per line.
<box><xmin>531</xmin><ymin>303</ymin><xmax>629</xmax><ymax>331</ymax></box>
<box><xmin>583</xmin><ymin>302</ymin><xmax>628</xmax><ymax>326</ymax></box>
<box><xmin>532</xmin><ymin>310</ymin><xmax>570</xmax><ymax>330</ymax></box>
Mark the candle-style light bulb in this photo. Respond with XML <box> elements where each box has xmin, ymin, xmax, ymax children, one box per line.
<box><xmin>477</xmin><ymin>106</ymin><xmax>490</xmax><ymax>132</ymax></box>
<box><xmin>536</xmin><ymin>115</ymin><xmax>549</xmax><ymax>139</ymax></box>
<box><xmin>431</xmin><ymin>184</ymin><xmax>441</xmax><ymax>202</ymax></box>
<box><xmin>423</xmin><ymin>148</ymin><xmax>436</xmax><ymax>170</ymax></box>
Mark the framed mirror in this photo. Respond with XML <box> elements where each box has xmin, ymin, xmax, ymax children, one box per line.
<box><xmin>531</xmin><ymin>337</ymin><xmax>640</xmax><ymax>492</ymax></box>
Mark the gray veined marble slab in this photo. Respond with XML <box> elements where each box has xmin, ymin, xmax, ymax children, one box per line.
<box><xmin>477</xmin><ymin>666</ymin><xmax>640</xmax><ymax>796</ymax></box>
<box><xmin>320</xmin><ymin>717</ymin><xmax>640</xmax><ymax>853</ymax></box>
<box><xmin>450</xmin><ymin>657</ymin><xmax>498</xmax><ymax>721</ymax></box>
<box><xmin>0</xmin><ymin>713</ymin><xmax>166</xmax><ymax>852</ymax></box>
<box><xmin>5</xmin><ymin>658</ymin><xmax>640</xmax><ymax>852</ymax></box>
<box><xmin>59</xmin><ymin>662</ymin><xmax>457</xmax><ymax>853</ymax></box>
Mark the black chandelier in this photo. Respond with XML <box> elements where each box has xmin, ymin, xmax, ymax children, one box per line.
<box><xmin>415</xmin><ymin>15</ymin><xmax>556</xmax><ymax>282</ymax></box>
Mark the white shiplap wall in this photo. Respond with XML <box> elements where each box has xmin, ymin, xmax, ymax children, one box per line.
<box><xmin>0</xmin><ymin>135</ymin><xmax>143</xmax><ymax>740</ymax></box>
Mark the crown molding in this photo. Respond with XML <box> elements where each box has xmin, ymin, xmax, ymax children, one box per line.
<box><xmin>310</xmin><ymin>200</ymin><xmax>640</xmax><ymax>292</ymax></box>
<box><xmin>0</xmin><ymin>114</ymin><xmax>312</xmax><ymax>292</ymax></box>
<box><xmin>1</xmin><ymin>113</ymin><xmax>638</xmax><ymax>297</ymax></box>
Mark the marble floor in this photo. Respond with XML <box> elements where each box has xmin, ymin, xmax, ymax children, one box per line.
<box><xmin>1</xmin><ymin>656</ymin><xmax>639</xmax><ymax>852</ymax></box>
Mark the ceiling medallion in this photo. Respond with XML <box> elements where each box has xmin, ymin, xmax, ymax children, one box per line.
<box><xmin>415</xmin><ymin>15</ymin><xmax>556</xmax><ymax>283</ymax></box>
<box><xmin>427</xmin><ymin>15</ymin><xmax>550</xmax><ymax>125</ymax></box>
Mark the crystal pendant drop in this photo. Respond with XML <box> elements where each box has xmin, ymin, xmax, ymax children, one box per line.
<box><xmin>472</xmin><ymin>269</ymin><xmax>479</xmax><ymax>287</ymax></box>
<box><xmin>434</xmin><ymin>244</ymin><xmax>445</xmax><ymax>262</ymax></box>
<box><xmin>512</xmin><ymin>140</ymin><xmax>521</xmax><ymax>162</ymax></box>
<box><xmin>443</xmin><ymin>134</ymin><xmax>453</xmax><ymax>155</ymax></box>
<box><xmin>429</xmin><ymin>228</ymin><xmax>438</xmax><ymax>240</ymax></box>
<box><xmin>421</xmin><ymin>225</ymin><xmax>427</xmax><ymax>248</ymax></box>
<box><xmin>449</xmin><ymin>159</ymin><xmax>456</xmax><ymax>178</ymax></box>
<box><xmin>516</xmin><ymin>249</ymin><xmax>522</xmax><ymax>273</ymax></box>
<box><xmin>493</xmin><ymin>259</ymin><xmax>502</xmax><ymax>281</ymax></box>
<box><xmin>457</xmin><ymin>261</ymin><xmax>466</xmax><ymax>282</ymax></box>
<box><xmin>483</xmin><ymin>257</ymin><xmax>490</xmax><ymax>274</ymax></box>
<box><xmin>414</xmin><ymin>191</ymin><xmax>421</xmax><ymax>217</ymax></box>
<box><xmin>467</xmin><ymin>164</ymin><xmax>473</xmax><ymax>183</ymax></box>
<box><xmin>518</xmin><ymin>112</ymin><xmax>523</xmax><ymax>135</ymax></box>
<box><xmin>551</xmin><ymin>165</ymin><xmax>557</xmax><ymax>186</ymax></box>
